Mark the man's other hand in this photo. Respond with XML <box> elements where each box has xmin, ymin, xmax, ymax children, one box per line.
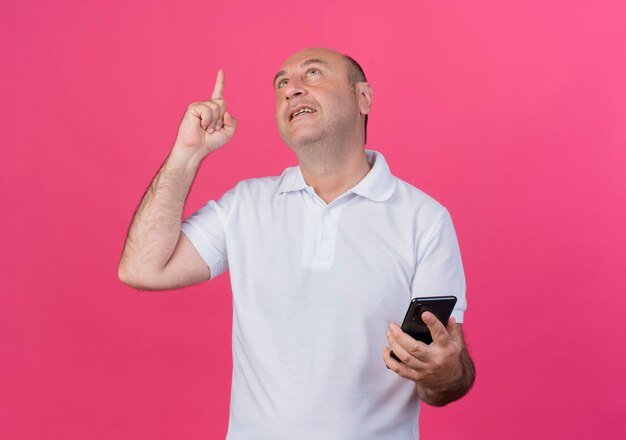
<box><xmin>383</xmin><ymin>312</ymin><xmax>474</xmax><ymax>406</ymax></box>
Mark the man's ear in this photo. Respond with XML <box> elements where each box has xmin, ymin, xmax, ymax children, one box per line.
<box><xmin>357</xmin><ymin>82</ymin><xmax>373</xmax><ymax>116</ymax></box>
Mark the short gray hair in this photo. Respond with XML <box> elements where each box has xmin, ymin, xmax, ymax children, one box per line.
<box><xmin>343</xmin><ymin>54</ymin><xmax>369</xmax><ymax>144</ymax></box>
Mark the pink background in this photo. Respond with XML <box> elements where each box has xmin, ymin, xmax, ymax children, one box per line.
<box><xmin>2</xmin><ymin>0</ymin><xmax>625</xmax><ymax>438</ymax></box>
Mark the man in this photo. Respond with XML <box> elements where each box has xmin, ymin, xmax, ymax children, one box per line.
<box><xmin>119</xmin><ymin>47</ymin><xmax>475</xmax><ymax>439</ymax></box>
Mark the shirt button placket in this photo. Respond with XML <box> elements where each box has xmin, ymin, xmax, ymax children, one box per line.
<box><xmin>324</xmin><ymin>208</ymin><xmax>331</xmax><ymax>239</ymax></box>
<box><xmin>321</xmin><ymin>208</ymin><xmax>331</xmax><ymax>250</ymax></box>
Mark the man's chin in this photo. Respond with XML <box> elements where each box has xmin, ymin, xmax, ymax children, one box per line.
<box><xmin>281</xmin><ymin>129</ymin><xmax>324</xmax><ymax>150</ymax></box>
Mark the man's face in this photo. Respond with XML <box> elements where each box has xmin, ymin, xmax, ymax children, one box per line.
<box><xmin>274</xmin><ymin>48</ymin><xmax>363</xmax><ymax>149</ymax></box>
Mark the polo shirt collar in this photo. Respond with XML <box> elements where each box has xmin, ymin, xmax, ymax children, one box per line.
<box><xmin>277</xmin><ymin>164</ymin><xmax>309</xmax><ymax>194</ymax></box>
<box><xmin>277</xmin><ymin>149</ymin><xmax>397</xmax><ymax>202</ymax></box>
<box><xmin>350</xmin><ymin>150</ymin><xmax>397</xmax><ymax>202</ymax></box>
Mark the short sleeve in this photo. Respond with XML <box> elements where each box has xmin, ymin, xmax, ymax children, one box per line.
<box><xmin>410</xmin><ymin>209</ymin><xmax>467</xmax><ymax>323</ymax></box>
<box><xmin>181</xmin><ymin>186</ymin><xmax>237</xmax><ymax>280</ymax></box>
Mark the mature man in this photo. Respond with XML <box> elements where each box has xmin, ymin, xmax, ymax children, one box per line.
<box><xmin>119</xmin><ymin>47</ymin><xmax>475</xmax><ymax>439</ymax></box>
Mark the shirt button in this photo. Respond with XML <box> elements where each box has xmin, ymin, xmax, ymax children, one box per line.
<box><xmin>323</xmin><ymin>209</ymin><xmax>329</xmax><ymax>216</ymax></box>
<box><xmin>322</xmin><ymin>234</ymin><xmax>329</xmax><ymax>241</ymax></box>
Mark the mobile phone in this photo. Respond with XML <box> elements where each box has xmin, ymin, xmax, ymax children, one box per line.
<box><xmin>390</xmin><ymin>296</ymin><xmax>457</xmax><ymax>362</ymax></box>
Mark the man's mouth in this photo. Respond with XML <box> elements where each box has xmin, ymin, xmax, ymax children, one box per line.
<box><xmin>290</xmin><ymin>107</ymin><xmax>316</xmax><ymax>121</ymax></box>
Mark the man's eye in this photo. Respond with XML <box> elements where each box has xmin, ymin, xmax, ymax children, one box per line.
<box><xmin>277</xmin><ymin>78</ymin><xmax>288</xmax><ymax>88</ymax></box>
<box><xmin>306</xmin><ymin>68</ymin><xmax>319</xmax><ymax>76</ymax></box>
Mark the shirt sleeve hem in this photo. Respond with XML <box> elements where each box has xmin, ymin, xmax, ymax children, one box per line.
<box><xmin>181</xmin><ymin>223</ymin><xmax>229</xmax><ymax>279</ymax></box>
<box><xmin>451</xmin><ymin>309</ymin><xmax>464</xmax><ymax>324</ymax></box>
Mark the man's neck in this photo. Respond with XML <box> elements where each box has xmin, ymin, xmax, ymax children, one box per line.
<box><xmin>298</xmin><ymin>146</ymin><xmax>372</xmax><ymax>205</ymax></box>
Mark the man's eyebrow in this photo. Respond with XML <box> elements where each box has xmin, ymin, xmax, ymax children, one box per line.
<box><xmin>273</xmin><ymin>58</ymin><xmax>330</xmax><ymax>86</ymax></box>
<box><xmin>273</xmin><ymin>70</ymin><xmax>286</xmax><ymax>86</ymax></box>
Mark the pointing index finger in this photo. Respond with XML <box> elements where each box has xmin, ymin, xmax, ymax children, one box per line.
<box><xmin>211</xmin><ymin>69</ymin><xmax>224</xmax><ymax>100</ymax></box>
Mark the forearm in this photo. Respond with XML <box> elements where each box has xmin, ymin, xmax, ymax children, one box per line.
<box><xmin>417</xmin><ymin>347</ymin><xmax>475</xmax><ymax>407</ymax></box>
<box><xmin>118</xmin><ymin>148</ymin><xmax>201</xmax><ymax>283</ymax></box>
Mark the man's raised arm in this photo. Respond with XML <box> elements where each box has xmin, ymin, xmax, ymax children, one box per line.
<box><xmin>118</xmin><ymin>70</ymin><xmax>236</xmax><ymax>290</ymax></box>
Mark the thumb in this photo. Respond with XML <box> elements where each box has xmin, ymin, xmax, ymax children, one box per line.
<box><xmin>223</xmin><ymin>111</ymin><xmax>237</xmax><ymax>128</ymax></box>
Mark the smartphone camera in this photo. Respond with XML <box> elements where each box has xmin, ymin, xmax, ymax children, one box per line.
<box><xmin>411</xmin><ymin>305</ymin><xmax>426</xmax><ymax>322</ymax></box>
<box><xmin>411</xmin><ymin>308</ymin><xmax>421</xmax><ymax>321</ymax></box>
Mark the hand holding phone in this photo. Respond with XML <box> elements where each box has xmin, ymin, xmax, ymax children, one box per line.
<box><xmin>390</xmin><ymin>296</ymin><xmax>457</xmax><ymax>363</ymax></box>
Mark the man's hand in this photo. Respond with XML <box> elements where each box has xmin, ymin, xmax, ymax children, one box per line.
<box><xmin>383</xmin><ymin>312</ymin><xmax>475</xmax><ymax>406</ymax></box>
<box><xmin>173</xmin><ymin>70</ymin><xmax>237</xmax><ymax>163</ymax></box>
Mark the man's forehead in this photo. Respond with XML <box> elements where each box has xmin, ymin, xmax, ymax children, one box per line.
<box><xmin>276</xmin><ymin>48</ymin><xmax>345</xmax><ymax>74</ymax></box>
<box><xmin>282</xmin><ymin>47</ymin><xmax>341</xmax><ymax>64</ymax></box>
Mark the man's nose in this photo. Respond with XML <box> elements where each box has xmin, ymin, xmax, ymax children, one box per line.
<box><xmin>284</xmin><ymin>79</ymin><xmax>306</xmax><ymax>100</ymax></box>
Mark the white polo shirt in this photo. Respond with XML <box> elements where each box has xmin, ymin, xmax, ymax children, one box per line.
<box><xmin>181</xmin><ymin>150</ymin><xmax>466</xmax><ymax>440</ymax></box>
